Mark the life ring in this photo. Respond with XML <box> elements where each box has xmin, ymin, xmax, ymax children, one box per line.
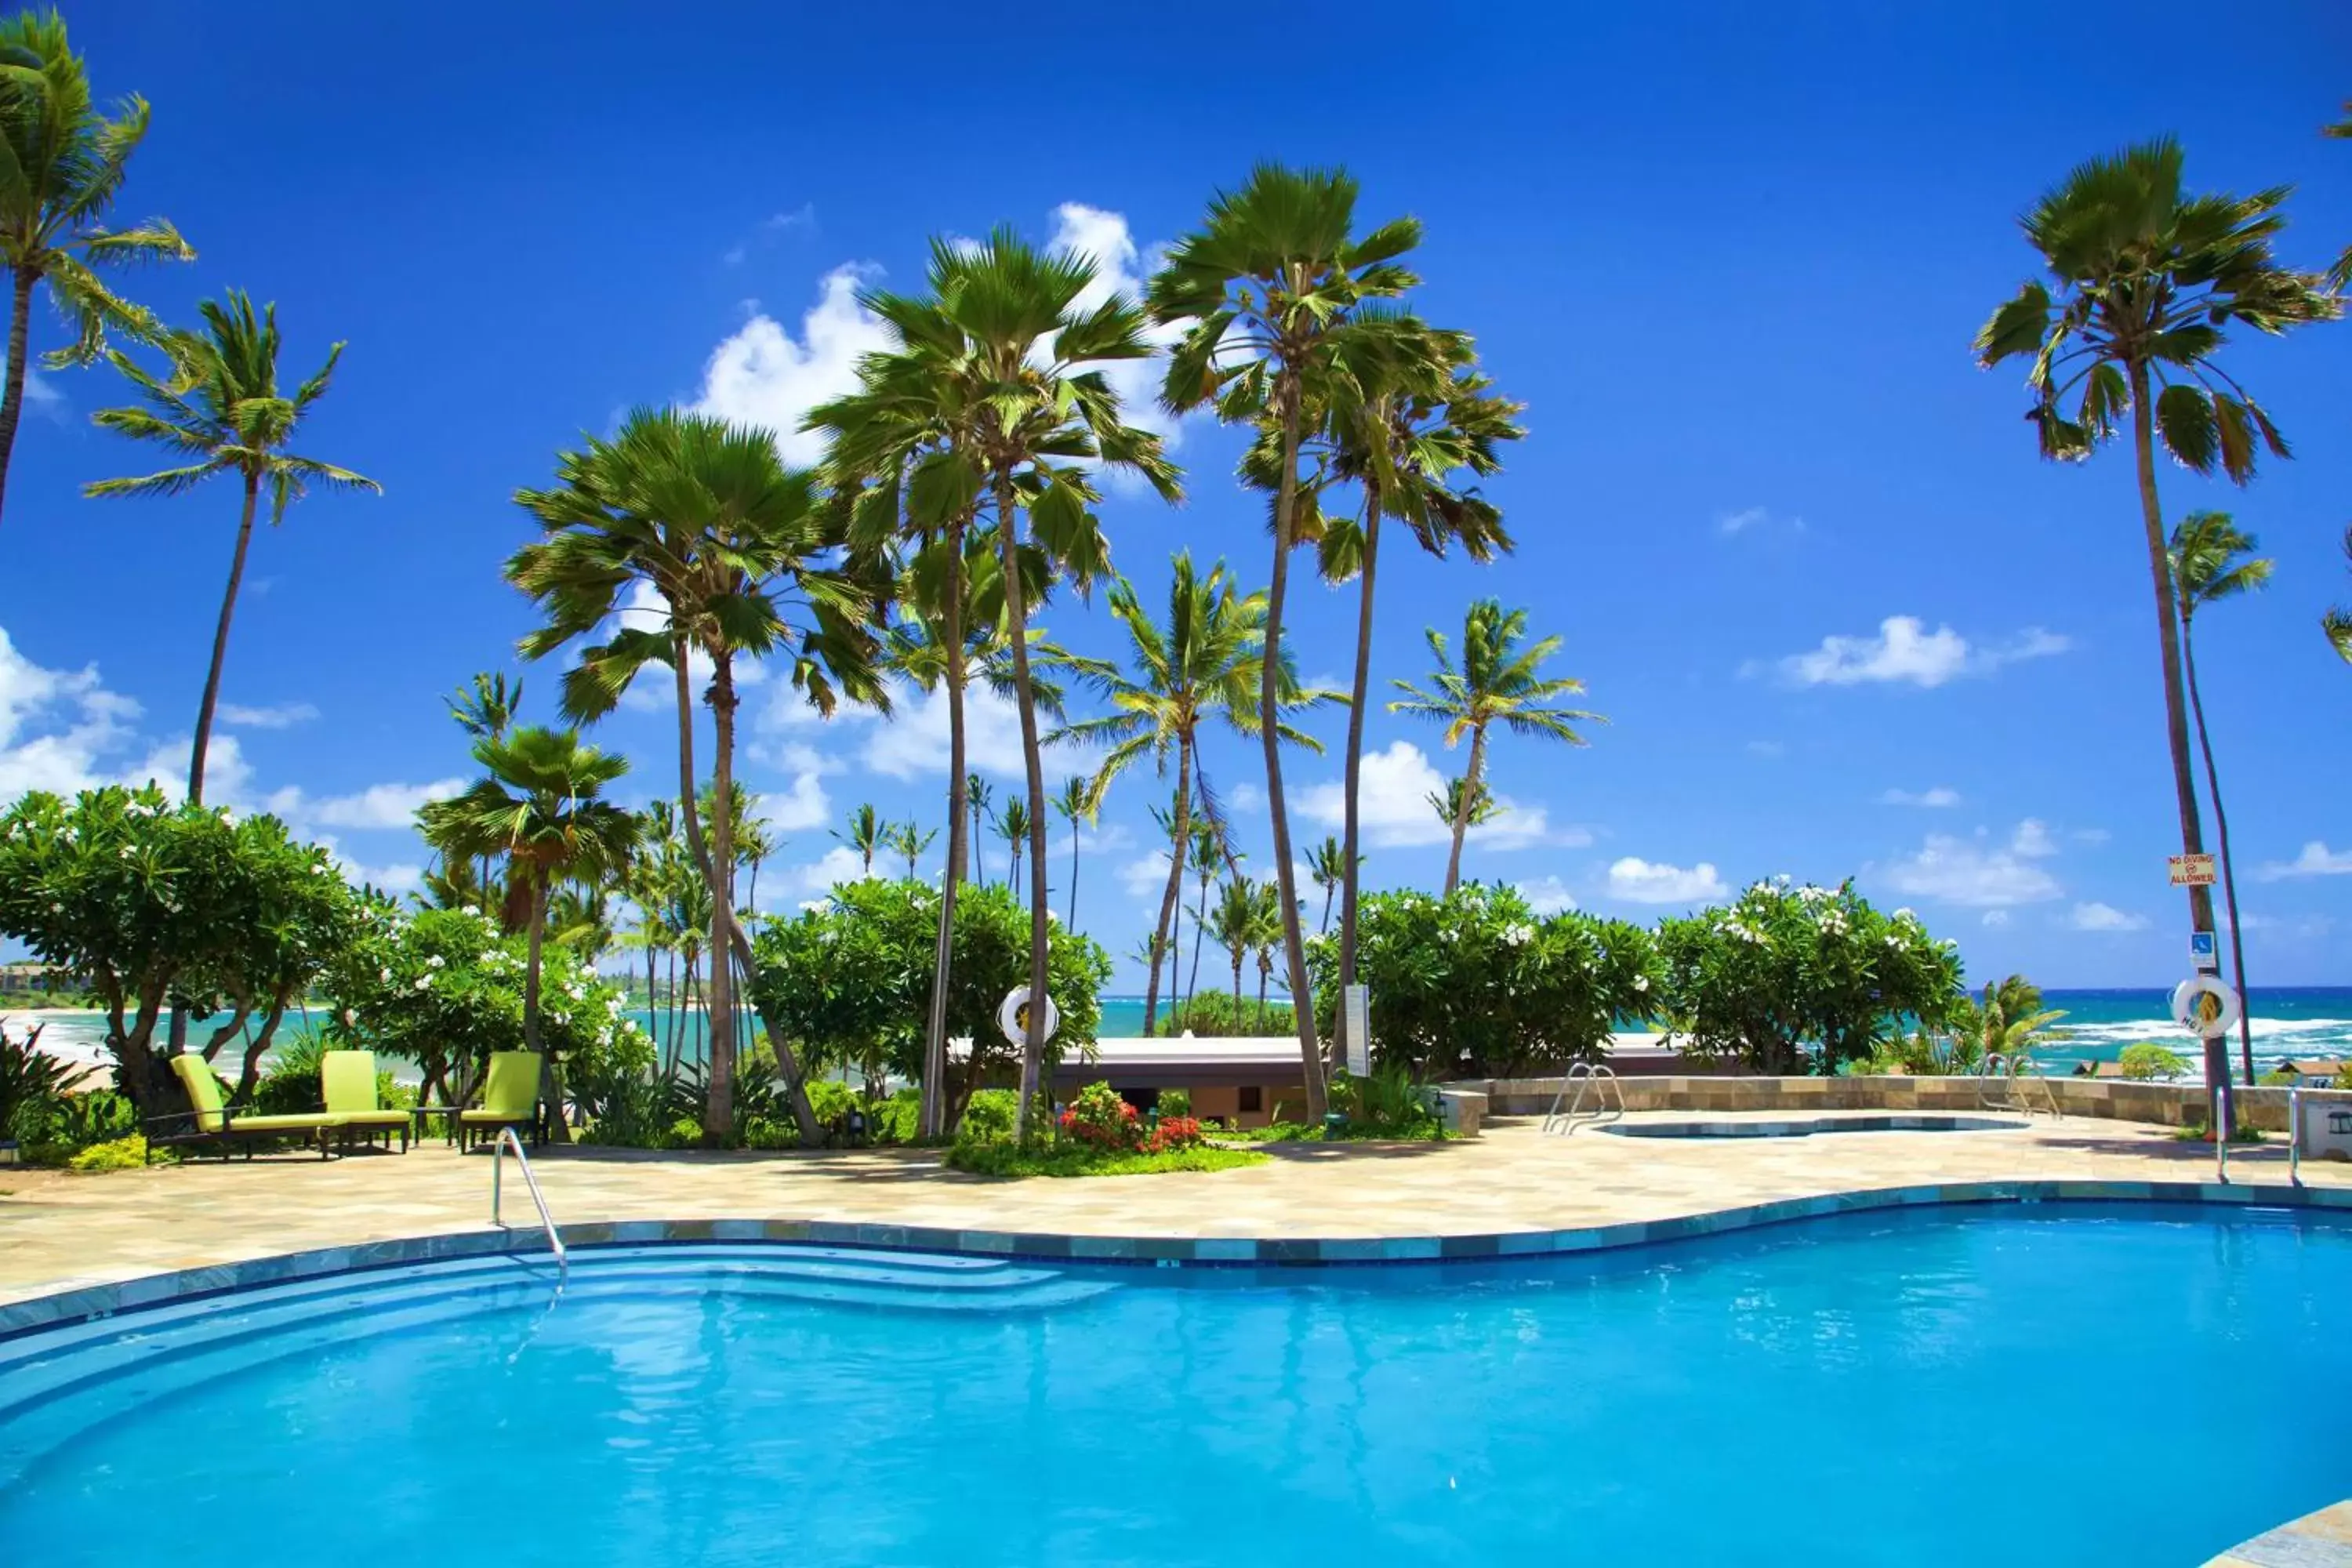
<box><xmin>996</xmin><ymin>988</ymin><xmax>1060</xmax><ymax>1047</ymax></box>
<box><xmin>2169</xmin><ymin>975</ymin><xmax>2241</xmax><ymax>1036</ymax></box>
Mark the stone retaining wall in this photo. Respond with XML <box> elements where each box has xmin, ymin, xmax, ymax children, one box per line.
<box><xmin>1471</xmin><ymin>1074</ymin><xmax>2352</xmax><ymax>1132</ymax></box>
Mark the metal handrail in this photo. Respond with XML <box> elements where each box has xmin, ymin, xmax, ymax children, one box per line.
<box><xmin>2216</xmin><ymin>1084</ymin><xmax>2230</xmax><ymax>1185</ymax></box>
<box><xmin>1978</xmin><ymin>1053</ymin><xmax>2060</xmax><ymax>1120</ymax></box>
<box><xmin>2291</xmin><ymin>1086</ymin><xmax>2302</xmax><ymax>1186</ymax></box>
<box><xmin>1543</xmin><ymin>1062</ymin><xmax>1624</xmax><ymax>1135</ymax></box>
<box><xmin>491</xmin><ymin>1127</ymin><xmax>566</xmax><ymax>1275</ymax></box>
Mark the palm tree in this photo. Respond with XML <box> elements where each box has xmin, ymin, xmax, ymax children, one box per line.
<box><xmin>1210</xmin><ymin>876</ymin><xmax>1258</xmax><ymax>1021</ymax></box>
<box><xmin>1247</xmin><ymin>877</ymin><xmax>1285</xmax><ymax>1032</ymax></box>
<box><xmin>822</xmin><ymin>228</ymin><xmax>1179</xmax><ymax>1138</ymax></box>
<box><xmin>0</xmin><ymin>9</ymin><xmax>194</xmax><ymax>528</ymax></box>
<box><xmin>884</xmin><ymin>820</ymin><xmax>935</xmax><ymax>880</ymax></box>
<box><xmin>2326</xmin><ymin>105</ymin><xmax>2352</xmax><ymax>291</ymax></box>
<box><xmin>1390</xmin><ymin>600</ymin><xmax>1602</xmax><ymax>895</ymax></box>
<box><xmin>996</xmin><ymin>796</ymin><xmax>1033</xmax><ymax>902</ymax></box>
<box><xmin>1051</xmin><ymin>552</ymin><xmax>1327</xmax><ymax>1036</ymax></box>
<box><xmin>2326</xmin><ymin>526</ymin><xmax>2352</xmax><ymax>665</ymax></box>
<box><xmin>507</xmin><ymin>408</ymin><xmax>877</xmax><ymax>1146</ymax></box>
<box><xmin>86</xmin><ymin>292</ymin><xmax>378</xmax><ymax>805</ymax></box>
<box><xmin>834</xmin><ymin>803</ymin><xmax>884</xmax><ymax>876</ymax></box>
<box><xmin>1321</xmin><ymin>316</ymin><xmax>1522</xmax><ymax>1057</ymax></box>
<box><xmin>1945</xmin><ymin>975</ymin><xmax>2070</xmax><ymax>1072</ymax></box>
<box><xmin>1051</xmin><ymin>774</ymin><xmax>1099</xmax><ymax>929</ymax></box>
<box><xmin>423</xmin><ymin>726</ymin><xmax>639</xmax><ymax>1127</ymax></box>
<box><xmin>2169</xmin><ymin>511</ymin><xmax>2272</xmax><ymax>1087</ymax></box>
<box><xmin>1184</xmin><ymin>816</ymin><xmax>1221</xmax><ymax>1012</ymax></box>
<box><xmin>963</xmin><ymin>774</ymin><xmax>993</xmax><ymax>887</ymax></box>
<box><xmin>1976</xmin><ymin>140</ymin><xmax>2335</xmax><ymax>1113</ymax></box>
<box><xmin>446</xmin><ymin>673</ymin><xmax>524</xmax><ymax>902</ymax></box>
<box><xmin>1151</xmin><ymin>164</ymin><xmax>1420</xmax><ymax>1120</ymax></box>
<box><xmin>1425</xmin><ymin>776</ymin><xmax>1500</xmax><ymax>850</ymax></box>
<box><xmin>1307</xmin><ymin>835</ymin><xmax>1350</xmax><ymax>935</ymax></box>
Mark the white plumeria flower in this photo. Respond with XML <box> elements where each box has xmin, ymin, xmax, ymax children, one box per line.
<box><xmin>379</xmin><ymin>967</ymin><xmax>393</xmax><ymax>982</ymax></box>
<box><xmin>1632</xmin><ymin>975</ymin><xmax>1650</xmax><ymax>993</ymax></box>
<box><xmin>426</xmin><ymin>954</ymin><xmax>445</xmax><ymax>968</ymax></box>
<box><xmin>413</xmin><ymin>975</ymin><xmax>432</xmax><ymax>991</ymax></box>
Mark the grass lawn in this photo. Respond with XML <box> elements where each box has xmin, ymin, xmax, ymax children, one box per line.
<box><xmin>943</xmin><ymin>1142</ymin><xmax>1271</xmax><ymax>1178</ymax></box>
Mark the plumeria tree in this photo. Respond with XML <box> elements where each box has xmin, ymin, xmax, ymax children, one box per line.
<box><xmin>1656</xmin><ymin>880</ymin><xmax>1962</xmax><ymax>1075</ymax></box>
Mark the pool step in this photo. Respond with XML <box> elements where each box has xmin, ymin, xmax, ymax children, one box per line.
<box><xmin>0</xmin><ymin>1243</ymin><xmax>1114</xmax><ymax>1486</ymax></box>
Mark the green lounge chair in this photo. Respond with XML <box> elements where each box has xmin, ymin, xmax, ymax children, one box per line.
<box><xmin>459</xmin><ymin>1051</ymin><xmax>543</xmax><ymax>1150</ymax></box>
<box><xmin>159</xmin><ymin>1054</ymin><xmax>339</xmax><ymax>1160</ymax></box>
<box><xmin>321</xmin><ymin>1050</ymin><xmax>410</xmax><ymax>1152</ymax></box>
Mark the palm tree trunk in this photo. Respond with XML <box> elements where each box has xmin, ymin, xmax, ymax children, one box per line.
<box><xmin>1256</xmin><ymin>961</ymin><xmax>1269</xmax><ymax>1033</ymax></box>
<box><xmin>0</xmin><ymin>267</ymin><xmax>36</xmax><ymax>532</ymax></box>
<box><xmin>1338</xmin><ymin>480</ymin><xmax>1381</xmax><ymax>1065</ymax></box>
<box><xmin>922</xmin><ymin>520</ymin><xmax>969</xmax><ymax>1142</ymax></box>
<box><xmin>1262</xmin><ymin>376</ymin><xmax>1327</xmax><ymax>1120</ymax></box>
<box><xmin>995</xmin><ymin>472</ymin><xmax>1054</xmax><ymax>1139</ymax></box>
<box><xmin>2181</xmin><ymin>616</ymin><xmax>2256</xmax><ymax>1086</ymax></box>
<box><xmin>1188</xmin><ymin>866</ymin><xmax>1210</xmax><ymax>1008</ymax></box>
<box><xmin>1444</xmin><ymin>726</ymin><xmax>1487</xmax><ymax>897</ymax></box>
<box><xmin>1067</xmin><ymin>815</ymin><xmax>1080</xmax><ymax>930</ymax></box>
<box><xmin>1320</xmin><ymin>884</ymin><xmax>1334</xmax><ymax>935</ymax></box>
<box><xmin>1142</xmin><ymin>749</ymin><xmax>1192</xmax><ymax>1039</ymax></box>
<box><xmin>523</xmin><ymin>873</ymin><xmax>548</xmax><ymax>1055</ymax></box>
<box><xmin>704</xmin><ymin>650</ymin><xmax>742</xmax><ymax>1145</ymax></box>
<box><xmin>1232</xmin><ymin>952</ymin><xmax>1244</xmax><ymax>1018</ymax></box>
<box><xmin>189</xmin><ymin>472</ymin><xmax>263</xmax><ymax>806</ymax></box>
<box><xmin>2129</xmin><ymin>362</ymin><xmax>2227</xmax><ymax>1126</ymax></box>
<box><xmin>1007</xmin><ymin>837</ymin><xmax>1018</xmax><ymax>900</ymax></box>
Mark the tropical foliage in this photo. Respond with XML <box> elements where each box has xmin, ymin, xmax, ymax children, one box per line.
<box><xmin>1308</xmin><ymin>883</ymin><xmax>1659</xmax><ymax>1081</ymax></box>
<box><xmin>1657</xmin><ymin>881</ymin><xmax>1963</xmax><ymax>1076</ymax></box>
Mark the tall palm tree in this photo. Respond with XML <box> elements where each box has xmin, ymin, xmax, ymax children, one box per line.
<box><xmin>996</xmin><ymin>796</ymin><xmax>1033</xmax><ymax>902</ymax></box>
<box><xmin>823</xmin><ymin>227</ymin><xmax>1179</xmax><ymax>1138</ymax></box>
<box><xmin>1321</xmin><ymin>315</ymin><xmax>1521</xmax><ymax>1054</ymax></box>
<box><xmin>423</xmin><ymin>726</ymin><xmax>639</xmax><ymax>1127</ymax></box>
<box><xmin>963</xmin><ymin>774</ymin><xmax>993</xmax><ymax>887</ymax></box>
<box><xmin>446</xmin><ymin>672</ymin><xmax>524</xmax><ymax>906</ymax></box>
<box><xmin>1051</xmin><ymin>773</ymin><xmax>1099</xmax><ymax>929</ymax></box>
<box><xmin>1976</xmin><ymin>140</ymin><xmax>2334</xmax><ymax>1113</ymax></box>
<box><xmin>508</xmin><ymin>408</ymin><xmax>877</xmax><ymax>1146</ymax></box>
<box><xmin>2326</xmin><ymin>526</ymin><xmax>2352</xmax><ymax>664</ymax></box>
<box><xmin>2169</xmin><ymin>511</ymin><xmax>2272</xmax><ymax>1086</ymax></box>
<box><xmin>1247</xmin><ymin>877</ymin><xmax>1285</xmax><ymax>1032</ymax></box>
<box><xmin>834</xmin><ymin>802</ymin><xmax>884</xmax><ymax>876</ymax></box>
<box><xmin>1425</xmin><ymin>775</ymin><xmax>1500</xmax><ymax>848</ymax></box>
<box><xmin>1390</xmin><ymin>600</ymin><xmax>1602</xmax><ymax>895</ymax></box>
<box><xmin>1052</xmin><ymin>552</ymin><xmax>1327</xmax><ymax>1036</ymax></box>
<box><xmin>0</xmin><ymin>9</ymin><xmax>193</xmax><ymax>528</ymax></box>
<box><xmin>1184</xmin><ymin>815</ymin><xmax>1221</xmax><ymax>1011</ymax></box>
<box><xmin>1210</xmin><ymin>876</ymin><xmax>1258</xmax><ymax>1021</ymax></box>
<box><xmin>884</xmin><ymin>820</ymin><xmax>935</xmax><ymax>880</ymax></box>
<box><xmin>86</xmin><ymin>292</ymin><xmax>378</xmax><ymax>805</ymax></box>
<box><xmin>1151</xmin><ymin>164</ymin><xmax>1420</xmax><ymax>1120</ymax></box>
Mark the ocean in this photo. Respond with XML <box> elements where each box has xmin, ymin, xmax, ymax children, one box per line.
<box><xmin>13</xmin><ymin>988</ymin><xmax>2350</xmax><ymax>1077</ymax></box>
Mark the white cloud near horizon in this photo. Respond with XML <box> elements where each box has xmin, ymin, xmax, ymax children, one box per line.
<box><xmin>2069</xmin><ymin>901</ymin><xmax>2148</xmax><ymax>932</ymax></box>
<box><xmin>691</xmin><ymin>265</ymin><xmax>893</xmax><ymax>467</ymax></box>
<box><xmin>1880</xmin><ymin>786</ymin><xmax>1960</xmax><ymax>808</ymax></box>
<box><xmin>2258</xmin><ymin>841</ymin><xmax>2352</xmax><ymax>880</ymax></box>
<box><xmin>1517</xmin><ymin>874</ymin><xmax>1578</xmax><ymax>914</ymax></box>
<box><xmin>1298</xmin><ymin>739</ymin><xmax>1576</xmax><ymax>851</ymax></box>
<box><xmin>1769</xmin><ymin>616</ymin><xmax>2070</xmax><ymax>688</ymax></box>
<box><xmin>1877</xmin><ymin>822</ymin><xmax>2063</xmax><ymax>907</ymax></box>
<box><xmin>1606</xmin><ymin>857</ymin><xmax>1727</xmax><ymax>905</ymax></box>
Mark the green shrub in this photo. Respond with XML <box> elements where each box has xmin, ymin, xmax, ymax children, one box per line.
<box><xmin>2260</xmin><ymin>1068</ymin><xmax>2299</xmax><ymax>1087</ymax></box>
<box><xmin>1059</xmin><ymin>1080</ymin><xmax>1142</xmax><ymax>1150</ymax></box>
<box><xmin>1657</xmin><ymin>880</ymin><xmax>1963</xmax><ymax>1075</ymax></box>
<box><xmin>67</xmin><ymin>1134</ymin><xmax>151</xmax><ymax>1172</ymax></box>
<box><xmin>956</xmin><ymin>1087</ymin><xmax>1018</xmax><ymax>1143</ymax></box>
<box><xmin>2119</xmin><ymin>1043</ymin><xmax>2189</xmax><ymax>1081</ymax></box>
<box><xmin>252</xmin><ymin>1036</ymin><xmax>327</xmax><ymax>1115</ymax></box>
<box><xmin>804</xmin><ymin>1078</ymin><xmax>858</xmax><ymax>1127</ymax></box>
<box><xmin>1328</xmin><ymin>1063</ymin><xmax>1444</xmax><ymax>1138</ymax></box>
<box><xmin>1157</xmin><ymin>1088</ymin><xmax>1192</xmax><ymax>1118</ymax></box>
<box><xmin>943</xmin><ymin>1141</ymin><xmax>1268</xmax><ymax>1178</ymax></box>
<box><xmin>1159</xmin><ymin>992</ymin><xmax>1292</xmax><ymax>1037</ymax></box>
<box><xmin>0</xmin><ymin>1022</ymin><xmax>73</xmax><ymax>1142</ymax></box>
<box><xmin>1308</xmin><ymin>883</ymin><xmax>1659</xmax><ymax>1080</ymax></box>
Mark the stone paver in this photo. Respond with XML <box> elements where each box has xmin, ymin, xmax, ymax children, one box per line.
<box><xmin>2</xmin><ymin>1109</ymin><xmax>2341</xmax><ymax>1305</ymax></box>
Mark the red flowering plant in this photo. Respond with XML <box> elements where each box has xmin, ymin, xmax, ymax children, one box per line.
<box><xmin>1058</xmin><ymin>1080</ymin><xmax>1142</xmax><ymax>1150</ymax></box>
<box><xmin>1143</xmin><ymin>1116</ymin><xmax>1203</xmax><ymax>1154</ymax></box>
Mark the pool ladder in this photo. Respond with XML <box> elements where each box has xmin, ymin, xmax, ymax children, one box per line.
<box><xmin>491</xmin><ymin>1127</ymin><xmax>568</xmax><ymax>1277</ymax></box>
<box><xmin>1543</xmin><ymin>1063</ymin><xmax>1624</xmax><ymax>1135</ymax></box>
<box><xmin>1976</xmin><ymin>1054</ymin><xmax>2061</xmax><ymax>1120</ymax></box>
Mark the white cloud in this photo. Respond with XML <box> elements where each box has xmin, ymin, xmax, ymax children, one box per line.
<box><xmin>1517</xmin><ymin>874</ymin><xmax>1578</xmax><ymax>915</ymax></box>
<box><xmin>1772</xmin><ymin>616</ymin><xmax>2071</xmax><ymax>688</ymax></box>
<box><xmin>753</xmin><ymin>769</ymin><xmax>830</xmax><ymax>834</ymax></box>
<box><xmin>2258</xmin><ymin>841</ymin><xmax>2352</xmax><ymax>880</ymax></box>
<box><xmin>278</xmin><ymin>778</ymin><xmax>466</xmax><ymax>831</ymax></box>
<box><xmin>217</xmin><ymin>701</ymin><xmax>321</xmax><ymax>729</ymax></box>
<box><xmin>690</xmin><ymin>265</ymin><xmax>893</xmax><ymax>467</ymax></box>
<box><xmin>1298</xmin><ymin>740</ymin><xmax>1566</xmax><ymax>851</ymax></box>
<box><xmin>1606</xmin><ymin>857</ymin><xmax>1727</xmax><ymax>905</ymax></box>
<box><xmin>1718</xmin><ymin>505</ymin><xmax>1802</xmax><ymax>536</ymax></box>
<box><xmin>0</xmin><ymin>627</ymin><xmax>143</xmax><ymax>798</ymax></box>
<box><xmin>858</xmin><ymin>678</ymin><xmax>1081</xmax><ymax>783</ymax></box>
<box><xmin>2069</xmin><ymin>902</ymin><xmax>2148</xmax><ymax>932</ymax></box>
<box><xmin>1981</xmin><ymin>909</ymin><xmax>2009</xmax><ymax>927</ymax></box>
<box><xmin>1880</xmin><ymin>786</ymin><xmax>1960</xmax><ymax>808</ymax></box>
<box><xmin>129</xmin><ymin>732</ymin><xmax>250</xmax><ymax>804</ymax></box>
<box><xmin>2009</xmin><ymin>818</ymin><xmax>2058</xmax><ymax>858</ymax></box>
<box><xmin>1120</xmin><ymin>848</ymin><xmax>1174</xmax><ymax>901</ymax></box>
<box><xmin>340</xmin><ymin>859</ymin><xmax>424</xmax><ymax>896</ymax></box>
<box><xmin>721</xmin><ymin>204</ymin><xmax>816</xmax><ymax>265</ymax></box>
<box><xmin>1878</xmin><ymin>828</ymin><xmax>2063</xmax><ymax>908</ymax></box>
<box><xmin>782</xmin><ymin>844</ymin><xmax>867</xmax><ymax>899</ymax></box>
<box><xmin>1043</xmin><ymin>202</ymin><xmax>1189</xmax><ymax>452</ymax></box>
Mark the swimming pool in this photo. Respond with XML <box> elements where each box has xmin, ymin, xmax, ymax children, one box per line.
<box><xmin>1603</xmin><ymin>1113</ymin><xmax>2029</xmax><ymax>1138</ymax></box>
<box><xmin>2</xmin><ymin>1203</ymin><xmax>2342</xmax><ymax>1566</ymax></box>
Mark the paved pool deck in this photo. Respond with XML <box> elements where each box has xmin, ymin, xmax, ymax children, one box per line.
<box><xmin>4</xmin><ymin>1110</ymin><xmax>2346</xmax><ymax>1310</ymax></box>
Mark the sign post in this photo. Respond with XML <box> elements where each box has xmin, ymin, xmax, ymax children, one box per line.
<box><xmin>2188</xmin><ymin>931</ymin><xmax>2219</xmax><ymax>975</ymax></box>
<box><xmin>1342</xmin><ymin>985</ymin><xmax>1370</xmax><ymax>1079</ymax></box>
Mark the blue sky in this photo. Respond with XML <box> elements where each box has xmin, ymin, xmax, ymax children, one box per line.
<box><xmin>3</xmin><ymin>0</ymin><xmax>2349</xmax><ymax>989</ymax></box>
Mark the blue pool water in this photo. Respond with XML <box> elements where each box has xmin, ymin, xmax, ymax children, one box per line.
<box><xmin>2</xmin><ymin>1204</ymin><xmax>2346</xmax><ymax>1566</ymax></box>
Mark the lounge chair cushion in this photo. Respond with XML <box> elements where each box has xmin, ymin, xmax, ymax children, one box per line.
<box><xmin>171</xmin><ymin>1054</ymin><xmax>231</xmax><ymax>1133</ymax></box>
<box><xmin>332</xmin><ymin>1109</ymin><xmax>412</xmax><ymax>1127</ymax></box>
<box><xmin>321</xmin><ymin>1050</ymin><xmax>384</xmax><ymax>1116</ymax></box>
<box><xmin>473</xmin><ymin>1052</ymin><xmax>541</xmax><ymax>1120</ymax></box>
<box><xmin>223</xmin><ymin>1112</ymin><xmax>339</xmax><ymax>1132</ymax></box>
<box><xmin>459</xmin><ymin>1106</ymin><xmax>535</xmax><ymax>1123</ymax></box>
